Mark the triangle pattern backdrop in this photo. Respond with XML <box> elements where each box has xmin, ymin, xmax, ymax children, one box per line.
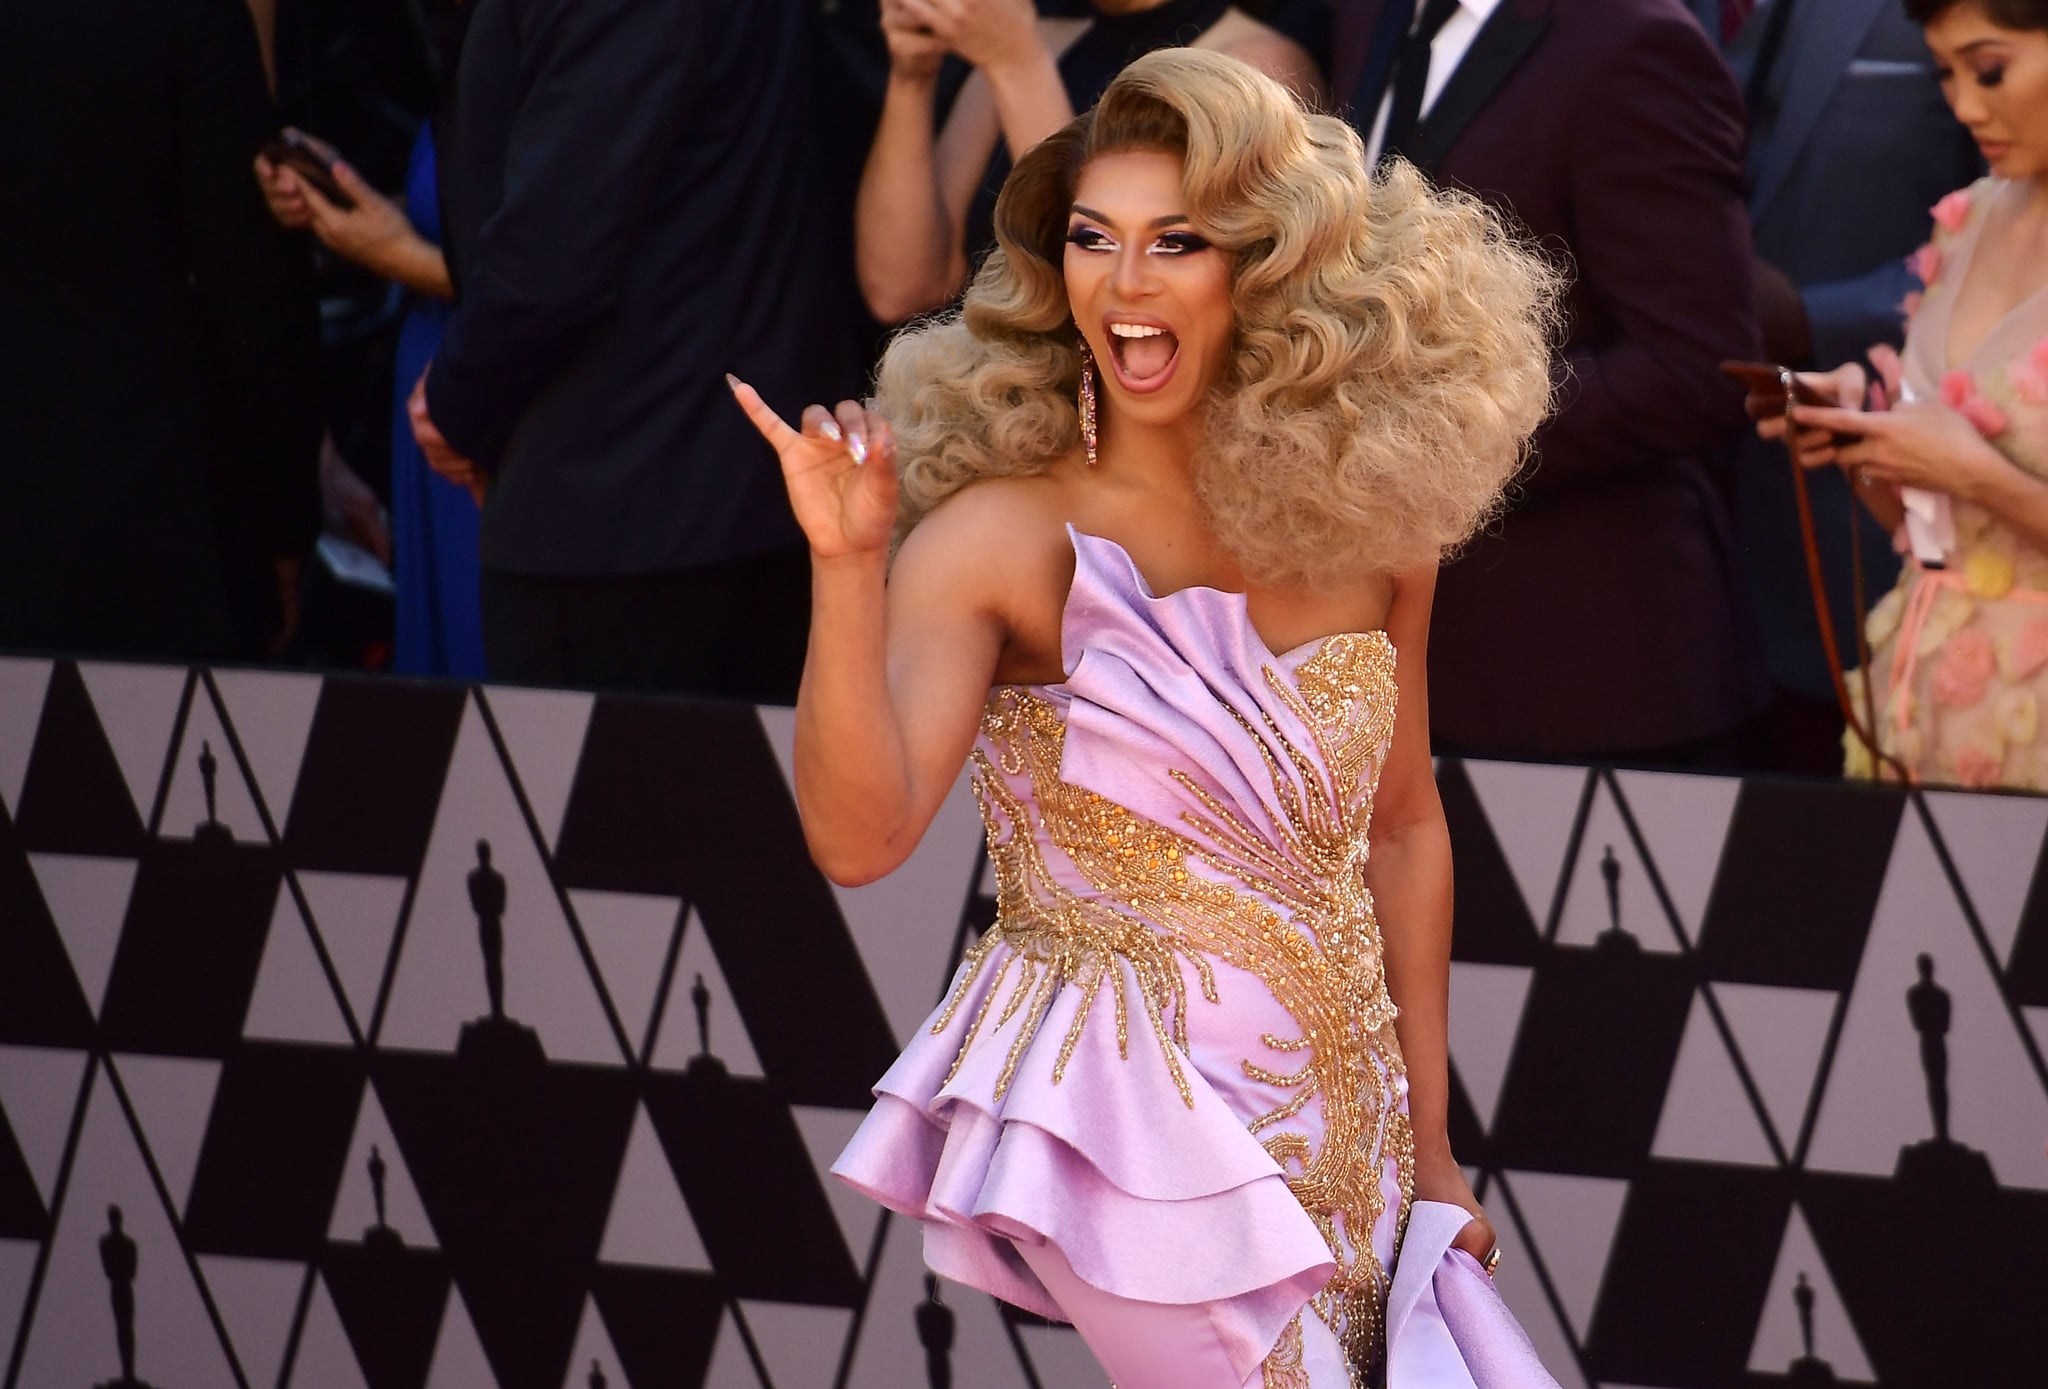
<box><xmin>1</xmin><ymin>663</ymin><xmax>2045</xmax><ymax>1389</ymax></box>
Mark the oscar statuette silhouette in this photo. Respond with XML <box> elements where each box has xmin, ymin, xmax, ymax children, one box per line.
<box><xmin>363</xmin><ymin>1143</ymin><xmax>405</xmax><ymax>1255</ymax></box>
<box><xmin>1786</xmin><ymin>1270</ymin><xmax>1838</xmax><ymax>1385</ymax></box>
<box><xmin>685</xmin><ymin>972</ymin><xmax>728</xmax><ymax>1080</ymax></box>
<box><xmin>1895</xmin><ymin>955</ymin><xmax>1996</xmax><ymax>1197</ymax></box>
<box><xmin>96</xmin><ymin>1205</ymin><xmax>154</xmax><ymax>1389</ymax></box>
<box><xmin>456</xmin><ymin>839</ymin><xmax>543</xmax><ymax>1068</ymax></box>
<box><xmin>1594</xmin><ymin>845</ymin><xmax>1639</xmax><ymax>954</ymax></box>
<box><xmin>192</xmin><ymin>741</ymin><xmax>232</xmax><ymax>849</ymax></box>
<box><xmin>916</xmin><ymin>1274</ymin><xmax>955</xmax><ymax>1389</ymax></box>
<box><xmin>588</xmin><ymin>1359</ymin><xmax>607</xmax><ymax>1389</ymax></box>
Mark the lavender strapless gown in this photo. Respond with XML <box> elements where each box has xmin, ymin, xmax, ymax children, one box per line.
<box><xmin>834</xmin><ymin>529</ymin><xmax>1557</xmax><ymax>1388</ymax></box>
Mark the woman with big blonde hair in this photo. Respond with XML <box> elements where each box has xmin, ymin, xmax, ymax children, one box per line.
<box><xmin>732</xmin><ymin>48</ymin><xmax>1561</xmax><ymax>1389</ymax></box>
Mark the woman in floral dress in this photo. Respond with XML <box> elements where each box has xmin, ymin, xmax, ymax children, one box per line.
<box><xmin>1763</xmin><ymin>0</ymin><xmax>2048</xmax><ymax>789</ymax></box>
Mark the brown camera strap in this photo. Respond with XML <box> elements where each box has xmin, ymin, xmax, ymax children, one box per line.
<box><xmin>1788</xmin><ymin>453</ymin><xmax>1913</xmax><ymax>782</ymax></box>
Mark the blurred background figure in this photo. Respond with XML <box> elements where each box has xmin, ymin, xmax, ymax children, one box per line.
<box><xmin>855</xmin><ymin>0</ymin><xmax>1325</xmax><ymax>324</ymax></box>
<box><xmin>410</xmin><ymin>0</ymin><xmax>862</xmax><ymax>699</ymax></box>
<box><xmin>1332</xmin><ymin>0</ymin><xmax>1767</xmax><ymax>765</ymax></box>
<box><xmin>1694</xmin><ymin>0</ymin><xmax>1983</xmax><ymax>772</ymax></box>
<box><xmin>0</xmin><ymin>0</ymin><xmax>323</xmax><ymax>660</ymax></box>
<box><xmin>1757</xmin><ymin>0</ymin><xmax>2048</xmax><ymax>790</ymax></box>
<box><xmin>256</xmin><ymin>0</ymin><xmax>484</xmax><ymax>680</ymax></box>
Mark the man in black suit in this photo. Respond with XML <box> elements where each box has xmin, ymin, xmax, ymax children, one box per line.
<box><xmin>1334</xmin><ymin>0</ymin><xmax>1768</xmax><ymax>762</ymax></box>
<box><xmin>0</xmin><ymin>0</ymin><xmax>323</xmax><ymax>659</ymax></box>
<box><xmin>410</xmin><ymin>0</ymin><xmax>862</xmax><ymax>700</ymax></box>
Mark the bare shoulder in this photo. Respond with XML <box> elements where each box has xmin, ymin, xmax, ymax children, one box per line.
<box><xmin>1204</xmin><ymin>11</ymin><xmax>1325</xmax><ymax>103</ymax></box>
<box><xmin>893</xmin><ymin>474</ymin><xmax>1077</xmax><ymax>679</ymax></box>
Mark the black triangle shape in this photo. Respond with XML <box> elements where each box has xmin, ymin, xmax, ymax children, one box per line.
<box><xmin>1438</xmin><ymin>759</ymin><xmax>1542</xmax><ymax>966</ymax></box>
<box><xmin>12</xmin><ymin>660</ymin><xmax>148</xmax><ymax>855</ymax></box>
<box><xmin>323</xmin><ymin>1242</ymin><xmax>452</xmax><ymax>1389</ymax></box>
<box><xmin>0</xmin><ymin>1108</ymin><xmax>49</xmax><ymax>1240</ymax></box>
<box><xmin>375</xmin><ymin>1051</ymin><xmax>637</xmax><ymax>1389</ymax></box>
<box><xmin>0</xmin><ymin>803</ymin><xmax>96</xmax><ymax>1046</ymax></box>
<box><xmin>2003</xmin><ymin>834</ymin><xmax>2048</xmax><ymax>1007</ymax></box>
<box><xmin>589</xmin><ymin>1267</ymin><xmax>723</xmax><ymax>1389</ymax></box>
<box><xmin>284</xmin><ymin>680</ymin><xmax>467</xmax><ymax>876</ymax></box>
<box><xmin>554</xmin><ymin>697</ymin><xmax>897</xmax><ymax>1108</ymax></box>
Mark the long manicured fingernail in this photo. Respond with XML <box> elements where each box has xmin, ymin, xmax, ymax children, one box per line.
<box><xmin>819</xmin><ymin>419</ymin><xmax>843</xmax><ymax>442</ymax></box>
<box><xmin>724</xmin><ymin>373</ymin><xmax>741</xmax><ymax>391</ymax></box>
<box><xmin>847</xmin><ymin>435</ymin><xmax>869</xmax><ymax>465</ymax></box>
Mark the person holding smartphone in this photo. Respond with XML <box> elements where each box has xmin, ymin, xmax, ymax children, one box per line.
<box><xmin>1752</xmin><ymin>0</ymin><xmax>2048</xmax><ymax>789</ymax></box>
<box><xmin>255</xmin><ymin>123</ymin><xmax>486</xmax><ymax>680</ymax></box>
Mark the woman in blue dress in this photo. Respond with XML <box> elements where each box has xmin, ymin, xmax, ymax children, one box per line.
<box><xmin>255</xmin><ymin>124</ymin><xmax>486</xmax><ymax>679</ymax></box>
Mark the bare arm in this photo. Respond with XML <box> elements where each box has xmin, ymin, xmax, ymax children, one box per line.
<box><xmin>729</xmin><ymin>382</ymin><xmax>1009</xmax><ymax>884</ymax></box>
<box><xmin>1362</xmin><ymin>565</ymin><xmax>1494</xmax><ymax>1262</ymax></box>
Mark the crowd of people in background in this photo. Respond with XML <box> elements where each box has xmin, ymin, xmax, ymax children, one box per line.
<box><xmin>3</xmin><ymin>0</ymin><xmax>2045</xmax><ymax>789</ymax></box>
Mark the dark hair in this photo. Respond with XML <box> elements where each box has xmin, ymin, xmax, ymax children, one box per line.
<box><xmin>1905</xmin><ymin>0</ymin><xmax>2048</xmax><ymax>28</ymax></box>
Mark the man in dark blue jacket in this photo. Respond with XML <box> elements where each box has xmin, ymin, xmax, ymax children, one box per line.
<box><xmin>412</xmin><ymin>0</ymin><xmax>862</xmax><ymax>700</ymax></box>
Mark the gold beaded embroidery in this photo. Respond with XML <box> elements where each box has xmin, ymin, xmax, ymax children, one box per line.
<box><xmin>937</xmin><ymin>631</ymin><xmax>1411</xmax><ymax>1386</ymax></box>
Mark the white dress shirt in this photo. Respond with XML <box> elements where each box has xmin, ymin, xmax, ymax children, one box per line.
<box><xmin>1362</xmin><ymin>0</ymin><xmax>1508</xmax><ymax>163</ymax></box>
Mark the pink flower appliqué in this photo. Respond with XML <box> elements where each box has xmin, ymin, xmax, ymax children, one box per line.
<box><xmin>1930</xmin><ymin>189</ymin><xmax>1974</xmax><ymax>234</ymax></box>
<box><xmin>1909</xmin><ymin>242</ymin><xmax>1943</xmax><ymax>286</ymax></box>
<box><xmin>1933</xmin><ymin>627</ymin><xmax>1996</xmax><ymax>708</ymax></box>
<box><xmin>1953</xmin><ymin>743</ymin><xmax>2005</xmax><ymax>789</ymax></box>
<box><xmin>2014</xmin><ymin>336</ymin><xmax>2048</xmax><ymax>406</ymax></box>
<box><xmin>1942</xmin><ymin>371</ymin><xmax>2010</xmax><ymax>438</ymax></box>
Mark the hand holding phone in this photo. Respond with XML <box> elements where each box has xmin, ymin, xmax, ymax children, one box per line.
<box><xmin>257</xmin><ymin>129</ymin><xmax>357</xmax><ymax>212</ymax></box>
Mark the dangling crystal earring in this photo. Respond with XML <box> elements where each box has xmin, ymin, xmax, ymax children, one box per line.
<box><xmin>1077</xmin><ymin>338</ymin><xmax>1100</xmax><ymax>467</ymax></box>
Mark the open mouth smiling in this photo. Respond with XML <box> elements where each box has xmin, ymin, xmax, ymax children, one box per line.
<box><xmin>1105</xmin><ymin>317</ymin><xmax>1182</xmax><ymax>394</ymax></box>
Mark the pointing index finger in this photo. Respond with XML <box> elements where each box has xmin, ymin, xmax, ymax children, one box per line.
<box><xmin>726</xmin><ymin>374</ymin><xmax>801</xmax><ymax>452</ymax></box>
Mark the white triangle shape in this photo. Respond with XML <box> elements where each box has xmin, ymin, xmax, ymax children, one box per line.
<box><xmin>296</xmin><ymin>870</ymin><xmax>407</xmax><ymax>1031</ymax></box>
<box><xmin>0</xmin><ymin>657</ymin><xmax>53</xmax><ymax>817</ymax></box>
<box><xmin>844</xmin><ymin>1220</ymin><xmax>1031</xmax><ymax>1389</ymax></box>
<box><xmin>650</xmin><ymin>911</ymin><xmax>765</xmax><ymax>1079</ymax></box>
<box><xmin>1554</xmin><ymin>781</ymin><xmax>1685</xmax><ymax>955</ymax></box>
<box><xmin>76</xmin><ymin>662</ymin><xmax>190</xmax><ymax>828</ymax></box>
<box><xmin>1650</xmin><ymin>990</ymin><xmax>1777</xmax><ymax>1166</ymax></box>
<box><xmin>1807</xmin><ymin>810</ymin><xmax>2048</xmax><ymax>1187</ymax></box>
<box><xmin>703</xmin><ymin>1309</ymin><xmax>766</xmax><ymax>1389</ymax></box>
<box><xmin>562</xmin><ymin>1294</ymin><xmax>630</xmax><ymax>1389</ymax></box>
<box><xmin>1446</xmin><ymin>962</ymin><xmax>1534</xmax><ymax>1133</ymax></box>
<box><xmin>1922</xmin><ymin>789</ymin><xmax>2048</xmax><ymax>967</ymax></box>
<box><xmin>243</xmin><ymin>891</ymin><xmax>355</xmax><ymax>1046</ymax></box>
<box><xmin>0</xmin><ymin>1045</ymin><xmax>89</xmax><ymax>1206</ymax></box>
<box><xmin>288</xmin><ymin>1274</ymin><xmax>375</xmax><ymax>1389</ymax></box>
<box><xmin>790</xmin><ymin>1105</ymin><xmax>881</xmax><ymax>1268</ymax></box>
<box><xmin>382</xmin><ymin>699</ymin><xmax>623</xmax><ymax>1064</ymax></box>
<box><xmin>756</xmin><ymin>706</ymin><xmax>798</xmax><ymax>802</ymax></box>
<box><xmin>738</xmin><ymin>1299</ymin><xmax>854</xmax><ymax>1389</ymax></box>
<box><xmin>209</xmin><ymin>669</ymin><xmax>324</xmax><ymax>830</ymax></box>
<box><xmin>15</xmin><ymin>1070</ymin><xmax>239</xmax><ymax>1389</ymax></box>
<box><xmin>198</xmin><ymin>1254</ymin><xmax>306</xmax><ymax>1389</ymax></box>
<box><xmin>1497</xmin><ymin>1169</ymin><xmax>1629</xmax><ymax>1343</ymax></box>
<box><xmin>480</xmin><ymin>687</ymin><xmax>594</xmax><ymax>852</ymax></box>
<box><xmin>109</xmin><ymin>1052</ymin><xmax>222</xmax><ymax>1216</ymax></box>
<box><xmin>329</xmin><ymin>1081</ymin><xmax>439</xmax><ymax>1249</ymax></box>
<box><xmin>423</xmin><ymin>1283</ymin><xmax>502</xmax><ymax>1389</ymax></box>
<box><xmin>26</xmin><ymin>852</ymin><xmax>137</xmax><ymax>1016</ymax></box>
<box><xmin>569</xmin><ymin>889</ymin><xmax>682</xmax><ymax>1061</ymax></box>
<box><xmin>159</xmin><ymin>693</ymin><xmax>265</xmax><ymax>845</ymax></box>
<box><xmin>0</xmin><ymin>1238</ymin><xmax>39</xmax><ymax>1370</ymax></box>
<box><xmin>597</xmin><ymin>1105</ymin><xmax>711</xmax><ymax>1272</ymax></box>
<box><xmin>1746</xmin><ymin>1204</ymin><xmax>1877</xmax><ymax>1381</ymax></box>
<box><xmin>1463</xmin><ymin>761</ymin><xmax>1590</xmax><ymax>935</ymax></box>
<box><xmin>1609</xmin><ymin>769</ymin><xmax>1743</xmax><ymax>940</ymax></box>
<box><xmin>1709</xmin><ymin>982</ymin><xmax>1838</xmax><ymax>1156</ymax></box>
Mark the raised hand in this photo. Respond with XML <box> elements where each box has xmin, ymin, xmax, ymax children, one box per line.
<box><xmin>893</xmin><ymin>0</ymin><xmax>1042</xmax><ymax>78</ymax></box>
<box><xmin>880</xmin><ymin>0</ymin><xmax>948</xmax><ymax>82</ymax></box>
<box><xmin>728</xmin><ymin>378</ymin><xmax>899</xmax><ymax>560</ymax></box>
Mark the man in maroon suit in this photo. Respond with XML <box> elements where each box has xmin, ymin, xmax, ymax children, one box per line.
<box><xmin>1334</xmin><ymin>0</ymin><xmax>1768</xmax><ymax>762</ymax></box>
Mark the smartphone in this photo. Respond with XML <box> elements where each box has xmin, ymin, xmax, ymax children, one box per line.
<box><xmin>1720</xmin><ymin>360</ymin><xmax>1837</xmax><ymax>412</ymax></box>
<box><xmin>259</xmin><ymin>129</ymin><xmax>356</xmax><ymax>211</ymax></box>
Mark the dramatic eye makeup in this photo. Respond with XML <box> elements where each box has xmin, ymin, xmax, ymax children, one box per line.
<box><xmin>1065</xmin><ymin>212</ymin><xmax>1212</xmax><ymax>256</ymax></box>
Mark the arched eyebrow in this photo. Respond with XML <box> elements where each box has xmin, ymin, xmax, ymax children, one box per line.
<box><xmin>1070</xmin><ymin>204</ymin><xmax>1192</xmax><ymax>230</ymax></box>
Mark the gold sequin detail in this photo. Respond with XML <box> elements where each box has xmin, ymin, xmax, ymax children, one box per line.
<box><xmin>1263</xmin><ymin>1312</ymin><xmax>1309</xmax><ymax>1389</ymax></box>
<box><xmin>937</xmin><ymin>631</ymin><xmax>1411</xmax><ymax>1385</ymax></box>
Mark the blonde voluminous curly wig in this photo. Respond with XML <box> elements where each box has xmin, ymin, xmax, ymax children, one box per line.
<box><xmin>873</xmin><ymin>47</ymin><xmax>1561</xmax><ymax>587</ymax></box>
